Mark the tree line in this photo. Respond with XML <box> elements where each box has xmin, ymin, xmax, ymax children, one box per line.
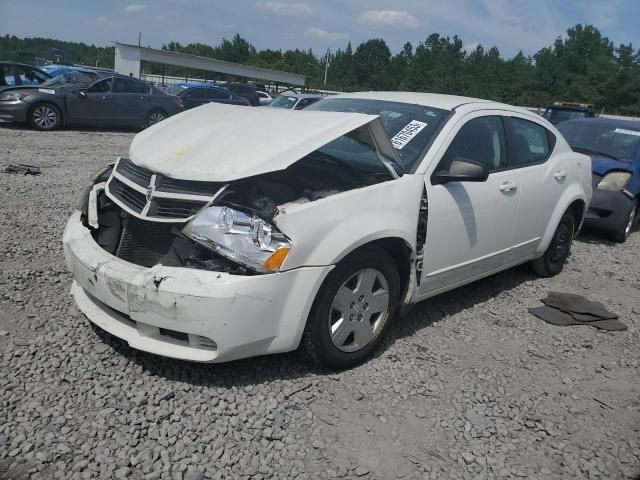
<box><xmin>1</xmin><ymin>24</ymin><xmax>639</xmax><ymax>114</ymax></box>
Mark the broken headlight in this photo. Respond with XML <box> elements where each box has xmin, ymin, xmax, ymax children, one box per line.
<box><xmin>78</xmin><ymin>163</ymin><xmax>114</xmax><ymax>211</ymax></box>
<box><xmin>597</xmin><ymin>171</ymin><xmax>631</xmax><ymax>191</ymax></box>
<box><xmin>182</xmin><ymin>206</ymin><xmax>292</xmax><ymax>273</ymax></box>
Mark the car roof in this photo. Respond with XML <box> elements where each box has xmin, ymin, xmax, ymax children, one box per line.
<box><xmin>559</xmin><ymin>117</ymin><xmax>640</xmax><ymax>129</ymax></box>
<box><xmin>333</xmin><ymin>91</ymin><xmax>499</xmax><ymax>111</ymax></box>
<box><xmin>280</xmin><ymin>93</ymin><xmax>323</xmax><ymax>99</ymax></box>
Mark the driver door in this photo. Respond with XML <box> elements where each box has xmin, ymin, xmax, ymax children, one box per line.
<box><xmin>66</xmin><ymin>78</ymin><xmax>114</xmax><ymax>125</ymax></box>
<box><xmin>419</xmin><ymin>113</ymin><xmax>521</xmax><ymax>295</ymax></box>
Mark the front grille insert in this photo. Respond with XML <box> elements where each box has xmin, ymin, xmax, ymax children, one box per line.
<box><xmin>106</xmin><ymin>157</ymin><xmax>225</xmax><ymax>222</ymax></box>
<box><xmin>115</xmin><ymin>216</ymin><xmax>178</xmax><ymax>267</ymax></box>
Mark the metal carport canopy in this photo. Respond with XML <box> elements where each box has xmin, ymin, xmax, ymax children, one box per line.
<box><xmin>114</xmin><ymin>42</ymin><xmax>305</xmax><ymax>86</ymax></box>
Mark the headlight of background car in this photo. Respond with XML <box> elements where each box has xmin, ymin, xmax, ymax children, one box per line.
<box><xmin>0</xmin><ymin>92</ymin><xmax>28</xmax><ymax>102</ymax></box>
<box><xmin>597</xmin><ymin>171</ymin><xmax>631</xmax><ymax>191</ymax></box>
<box><xmin>182</xmin><ymin>206</ymin><xmax>292</xmax><ymax>273</ymax></box>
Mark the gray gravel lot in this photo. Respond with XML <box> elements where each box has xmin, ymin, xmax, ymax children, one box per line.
<box><xmin>1</xmin><ymin>125</ymin><xmax>639</xmax><ymax>480</ymax></box>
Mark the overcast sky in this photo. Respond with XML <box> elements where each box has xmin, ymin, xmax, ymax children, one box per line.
<box><xmin>3</xmin><ymin>0</ymin><xmax>640</xmax><ymax>58</ymax></box>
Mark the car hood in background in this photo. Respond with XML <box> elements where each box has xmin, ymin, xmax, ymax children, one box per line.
<box><xmin>591</xmin><ymin>156</ymin><xmax>633</xmax><ymax>176</ymax></box>
<box><xmin>128</xmin><ymin>103</ymin><xmax>385</xmax><ymax>182</ymax></box>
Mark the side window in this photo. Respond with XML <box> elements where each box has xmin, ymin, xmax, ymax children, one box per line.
<box><xmin>207</xmin><ymin>88</ymin><xmax>230</xmax><ymax>100</ymax></box>
<box><xmin>439</xmin><ymin>116</ymin><xmax>507</xmax><ymax>172</ymax></box>
<box><xmin>509</xmin><ymin>117</ymin><xmax>552</xmax><ymax>166</ymax></box>
<box><xmin>88</xmin><ymin>78</ymin><xmax>112</xmax><ymax>93</ymax></box>
<box><xmin>113</xmin><ymin>78</ymin><xmax>150</xmax><ymax>94</ymax></box>
<box><xmin>15</xmin><ymin>66</ymin><xmax>48</xmax><ymax>85</ymax></box>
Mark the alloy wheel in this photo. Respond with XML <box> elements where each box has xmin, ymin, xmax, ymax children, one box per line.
<box><xmin>328</xmin><ymin>268</ymin><xmax>389</xmax><ymax>353</ymax></box>
<box><xmin>148</xmin><ymin>111</ymin><xmax>166</xmax><ymax>126</ymax></box>
<box><xmin>33</xmin><ymin>105</ymin><xmax>58</xmax><ymax>129</ymax></box>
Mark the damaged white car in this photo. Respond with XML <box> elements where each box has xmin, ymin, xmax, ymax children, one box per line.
<box><xmin>63</xmin><ymin>92</ymin><xmax>592</xmax><ymax>369</ymax></box>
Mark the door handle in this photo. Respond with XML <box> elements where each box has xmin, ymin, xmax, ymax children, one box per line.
<box><xmin>139</xmin><ymin>96</ymin><xmax>149</xmax><ymax>100</ymax></box>
<box><xmin>499</xmin><ymin>182</ymin><xmax>518</xmax><ymax>192</ymax></box>
<box><xmin>101</xmin><ymin>96</ymin><xmax>111</xmax><ymax>100</ymax></box>
<box><xmin>554</xmin><ymin>170</ymin><xmax>567</xmax><ymax>181</ymax></box>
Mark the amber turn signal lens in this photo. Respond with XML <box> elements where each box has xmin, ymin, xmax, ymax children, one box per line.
<box><xmin>263</xmin><ymin>247</ymin><xmax>291</xmax><ymax>272</ymax></box>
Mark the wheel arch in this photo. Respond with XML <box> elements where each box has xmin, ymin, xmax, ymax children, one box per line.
<box><xmin>536</xmin><ymin>186</ymin><xmax>587</xmax><ymax>255</ymax></box>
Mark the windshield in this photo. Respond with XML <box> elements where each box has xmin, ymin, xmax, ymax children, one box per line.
<box><xmin>42</xmin><ymin>71</ymin><xmax>94</xmax><ymax>87</ymax></box>
<box><xmin>164</xmin><ymin>84</ymin><xmax>188</xmax><ymax>95</ymax></box>
<box><xmin>543</xmin><ymin>108</ymin><xmax>591</xmax><ymax>125</ymax></box>
<box><xmin>558</xmin><ymin>122</ymin><xmax>640</xmax><ymax>161</ymax></box>
<box><xmin>306</xmin><ymin>98</ymin><xmax>449</xmax><ymax>171</ymax></box>
<box><xmin>270</xmin><ymin>96</ymin><xmax>298</xmax><ymax>109</ymax></box>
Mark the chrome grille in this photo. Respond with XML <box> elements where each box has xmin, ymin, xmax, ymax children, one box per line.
<box><xmin>105</xmin><ymin>157</ymin><xmax>225</xmax><ymax>222</ymax></box>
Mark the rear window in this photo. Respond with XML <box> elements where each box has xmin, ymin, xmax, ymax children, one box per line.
<box><xmin>306</xmin><ymin>98</ymin><xmax>449</xmax><ymax>171</ymax></box>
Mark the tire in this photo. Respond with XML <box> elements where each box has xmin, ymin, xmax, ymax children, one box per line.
<box><xmin>531</xmin><ymin>210</ymin><xmax>575</xmax><ymax>277</ymax></box>
<box><xmin>29</xmin><ymin>103</ymin><xmax>62</xmax><ymax>130</ymax></box>
<box><xmin>145</xmin><ymin>109</ymin><xmax>167</xmax><ymax>128</ymax></box>
<box><xmin>609</xmin><ymin>203</ymin><xmax>636</xmax><ymax>243</ymax></box>
<box><xmin>301</xmin><ymin>245</ymin><xmax>400</xmax><ymax>370</ymax></box>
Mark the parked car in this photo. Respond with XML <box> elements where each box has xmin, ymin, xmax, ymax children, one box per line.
<box><xmin>540</xmin><ymin>101</ymin><xmax>596</xmax><ymax>125</ymax></box>
<box><xmin>165</xmin><ymin>83</ymin><xmax>250</xmax><ymax>109</ymax></box>
<box><xmin>220</xmin><ymin>83</ymin><xmax>260</xmax><ymax>106</ymax></box>
<box><xmin>63</xmin><ymin>92</ymin><xmax>591</xmax><ymax>369</ymax></box>
<box><xmin>257</xmin><ymin>90</ymin><xmax>273</xmax><ymax>106</ymax></box>
<box><xmin>0</xmin><ymin>61</ymin><xmax>51</xmax><ymax>87</ymax></box>
<box><xmin>269</xmin><ymin>93</ymin><xmax>322</xmax><ymax>110</ymax></box>
<box><xmin>0</xmin><ymin>73</ymin><xmax>184</xmax><ymax>130</ymax></box>
<box><xmin>558</xmin><ymin>117</ymin><xmax>639</xmax><ymax>242</ymax></box>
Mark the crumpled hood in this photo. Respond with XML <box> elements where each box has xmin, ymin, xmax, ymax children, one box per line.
<box><xmin>591</xmin><ymin>156</ymin><xmax>632</xmax><ymax>176</ymax></box>
<box><xmin>129</xmin><ymin>102</ymin><xmax>379</xmax><ymax>182</ymax></box>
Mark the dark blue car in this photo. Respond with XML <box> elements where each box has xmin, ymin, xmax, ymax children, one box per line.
<box><xmin>559</xmin><ymin>118</ymin><xmax>640</xmax><ymax>242</ymax></box>
<box><xmin>164</xmin><ymin>83</ymin><xmax>250</xmax><ymax>109</ymax></box>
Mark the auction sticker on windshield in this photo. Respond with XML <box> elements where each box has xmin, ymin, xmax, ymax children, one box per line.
<box><xmin>614</xmin><ymin>128</ymin><xmax>640</xmax><ymax>137</ymax></box>
<box><xmin>391</xmin><ymin>120</ymin><xmax>428</xmax><ymax>149</ymax></box>
<box><xmin>38</xmin><ymin>89</ymin><xmax>55</xmax><ymax>95</ymax></box>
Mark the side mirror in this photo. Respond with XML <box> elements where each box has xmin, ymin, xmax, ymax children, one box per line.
<box><xmin>78</xmin><ymin>90</ymin><xmax>87</xmax><ymax>98</ymax></box>
<box><xmin>432</xmin><ymin>158</ymin><xmax>489</xmax><ymax>185</ymax></box>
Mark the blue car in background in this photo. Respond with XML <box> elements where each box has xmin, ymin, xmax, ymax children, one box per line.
<box><xmin>41</xmin><ymin>65</ymin><xmax>101</xmax><ymax>81</ymax></box>
<box><xmin>559</xmin><ymin>118</ymin><xmax>640</xmax><ymax>242</ymax></box>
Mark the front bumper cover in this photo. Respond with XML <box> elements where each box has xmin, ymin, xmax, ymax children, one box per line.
<box><xmin>0</xmin><ymin>101</ymin><xmax>28</xmax><ymax>123</ymax></box>
<box><xmin>63</xmin><ymin>211</ymin><xmax>331</xmax><ymax>362</ymax></box>
<box><xmin>583</xmin><ymin>188</ymin><xmax>635</xmax><ymax>233</ymax></box>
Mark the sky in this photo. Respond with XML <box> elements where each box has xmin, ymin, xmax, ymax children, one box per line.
<box><xmin>2</xmin><ymin>0</ymin><xmax>640</xmax><ymax>58</ymax></box>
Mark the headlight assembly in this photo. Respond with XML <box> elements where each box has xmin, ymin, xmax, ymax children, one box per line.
<box><xmin>0</xmin><ymin>92</ymin><xmax>29</xmax><ymax>102</ymax></box>
<box><xmin>182</xmin><ymin>206</ymin><xmax>292</xmax><ymax>273</ymax></box>
<box><xmin>597</xmin><ymin>171</ymin><xmax>631</xmax><ymax>191</ymax></box>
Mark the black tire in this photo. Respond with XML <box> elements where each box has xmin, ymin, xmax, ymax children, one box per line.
<box><xmin>609</xmin><ymin>203</ymin><xmax>636</xmax><ymax>243</ymax></box>
<box><xmin>301</xmin><ymin>245</ymin><xmax>400</xmax><ymax>370</ymax></box>
<box><xmin>145</xmin><ymin>109</ymin><xmax>167</xmax><ymax>128</ymax></box>
<box><xmin>531</xmin><ymin>210</ymin><xmax>575</xmax><ymax>277</ymax></box>
<box><xmin>29</xmin><ymin>103</ymin><xmax>62</xmax><ymax>130</ymax></box>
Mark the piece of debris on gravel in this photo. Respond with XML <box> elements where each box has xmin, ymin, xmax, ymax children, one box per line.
<box><xmin>1</xmin><ymin>126</ymin><xmax>639</xmax><ymax>480</ymax></box>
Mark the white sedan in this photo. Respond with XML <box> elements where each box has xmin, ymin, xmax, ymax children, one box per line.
<box><xmin>63</xmin><ymin>92</ymin><xmax>591</xmax><ymax>369</ymax></box>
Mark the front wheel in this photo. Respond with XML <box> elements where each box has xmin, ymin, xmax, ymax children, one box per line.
<box><xmin>531</xmin><ymin>210</ymin><xmax>575</xmax><ymax>277</ymax></box>
<box><xmin>30</xmin><ymin>103</ymin><xmax>62</xmax><ymax>130</ymax></box>
<box><xmin>145</xmin><ymin>109</ymin><xmax>167</xmax><ymax>128</ymax></box>
<box><xmin>610</xmin><ymin>203</ymin><xmax>636</xmax><ymax>243</ymax></box>
<box><xmin>301</xmin><ymin>246</ymin><xmax>400</xmax><ymax>370</ymax></box>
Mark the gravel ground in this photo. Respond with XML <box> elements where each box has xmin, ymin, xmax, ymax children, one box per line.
<box><xmin>1</xmin><ymin>125</ymin><xmax>639</xmax><ymax>480</ymax></box>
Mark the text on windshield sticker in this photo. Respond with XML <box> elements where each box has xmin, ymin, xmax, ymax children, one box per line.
<box><xmin>391</xmin><ymin>120</ymin><xmax>428</xmax><ymax>150</ymax></box>
<box><xmin>38</xmin><ymin>89</ymin><xmax>55</xmax><ymax>95</ymax></box>
<box><xmin>614</xmin><ymin>128</ymin><xmax>640</xmax><ymax>137</ymax></box>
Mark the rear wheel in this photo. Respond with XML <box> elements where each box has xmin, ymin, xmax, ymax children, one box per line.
<box><xmin>531</xmin><ymin>210</ymin><xmax>575</xmax><ymax>277</ymax></box>
<box><xmin>610</xmin><ymin>203</ymin><xmax>636</xmax><ymax>243</ymax></box>
<box><xmin>301</xmin><ymin>246</ymin><xmax>399</xmax><ymax>370</ymax></box>
<box><xmin>145</xmin><ymin>109</ymin><xmax>167</xmax><ymax>128</ymax></box>
<box><xmin>29</xmin><ymin>103</ymin><xmax>62</xmax><ymax>130</ymax></box>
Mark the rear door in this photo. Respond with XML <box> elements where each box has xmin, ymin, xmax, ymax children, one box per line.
<box><xmin>506</xmin><ymin>115</ymin><xmax>564</xmax><ymax>254</ymax></box>
<box><xmin>420</xmin><ymin>112</ymin><xmax>521</xmax><ymax>294</ymax></box>
<box><xmin>111</xmin><ymin>77</ymin><xmax>151</xmax><ymax>125</ymax></box>
<box><xmin>66</xmin><ymin>78</ymin><xmax>114</xmax><ymax>125</ymax></box>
